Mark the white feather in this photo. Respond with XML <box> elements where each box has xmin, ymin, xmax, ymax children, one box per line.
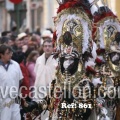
<box><xmin>111</xmin><ymin>53</ymin><xmax>120</xmax><ymax>61</ymax></box>
<box><xmin>99</xmin><ymin>19</ymin><xmax>120</xmax><ymax>49</ymax></box>
<box><xmin>56</xmin><ymin>14</ymin><xmax>92</xmax><ymax>53</ymax></box>
<box><xmin>110</xmin><ymin>45</ymin><xmax>120</xmax><ymax>53</ymax></box>
<box><xmin>92</xmin><ymin>78</ymin><xmax>102</xmax><ymax>87</ymax></box>
<box><xmin>85</xmin><ymin>60</ymin><xmax>96</xmax><ymax>68</ymax></box>
<box><xmin>97</xmin><ymin>56</ymin><xmax>105</xmax><ymax>62</ymax></box>
<box><xmin>92</xmin><ymin>42</ymin><xmax>98</xmax><ymax>59</ymax></box>
<box><xmin>88</xmin><ymin>0</ymin><xmax>94</xmax><ymax>3</ymax></box>
<box><xmin>91</xmin><ymin>5</ymin><xmax>98</xmax><ymax>15</ymax></box>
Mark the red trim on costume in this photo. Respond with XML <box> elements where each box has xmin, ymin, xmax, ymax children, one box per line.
<box><xmin>96</xmin><ymin>49</ymin><xmax>105</xmax><ymax>55</ymax></box>
<box><xmin>86</xmin><ymin>66</ymin><xmax>96</xmax><ymax>75</ymax></box>
<box><xmin>92</xmin><ymin>25</ymin><xmax>97</xmax><ymax>40</ymax></box>
<box><xmin>95</xmin><ymin>58</ymin><xmax>103</xmax><ymax>65</ymax></box>
<box><xmin>57</xmin><ymin>0</ymin><xmax>92</xmax><ymax>17</ymax></box>
<box><xmin>94</xmin><ymin>11</ymin><xmax>117</xmax><ymax>23</ymax></box>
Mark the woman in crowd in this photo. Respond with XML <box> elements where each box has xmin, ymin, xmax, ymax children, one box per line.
<box><xmin>26</xmin><ymin>50</ymin><xmax>39</xmax><ymax>87</ymax></box>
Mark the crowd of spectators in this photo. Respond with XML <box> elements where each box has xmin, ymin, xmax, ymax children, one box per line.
<box><xmin>0</xmin><ymin>27</ymin><xmax>53</xmax><ymax>120</ymax></box>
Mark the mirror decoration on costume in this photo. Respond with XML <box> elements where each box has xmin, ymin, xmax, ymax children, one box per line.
<box><xmin>50</xmin><ymin>0</ymin><xmax>120</xmax><ymax>119</ymax></box>
<box><xmin>23</xmin><ymin>0</ymin><xmax>120</xmax><ymax>120</ymax></box>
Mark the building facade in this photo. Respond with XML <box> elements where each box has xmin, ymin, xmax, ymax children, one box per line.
<box><xmin>0</xmin><ymin>0</ymin><xmax>119</xmax><ymax>33</ymax></box>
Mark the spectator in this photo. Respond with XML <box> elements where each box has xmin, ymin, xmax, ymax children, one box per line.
<box><xmin>0</xmin><ymin>45</ymin><xmax>23</xmax><ymax>120</ymax></box>
<box><xmin>10</xmin><ymin>35</ymin><xmax>18</xmax><ymax>51</ymax></box>
<box><xmin>32</xmin><ymin>34</ymin><xmax>41</xmax><ymax>48</ymax></box>
<box><xmin>35</xmin><ymin>26</ymin><xmax>41</xmax><ymax>36</ymax></box>
<box><xmin>32</xmin><ymin>39</ymin><xmax>57</xmax><ymax>120</ymax></box>
<box><xmin>26</xmin><ymin>50</ymin><xmax>39</xmax><ymax>87</ymax></box>
<box><xmin>34</xmin><ymin>39</ymin><xmax>57</xmax><ymax>98</ymax></box>
<box><xmin>1</xmin><ymin>31</ymin><xmax>12</xmax><ymax>37</ymax></box>
<box><xmin>12</xmin><ymin>32</ymin><xmax>30</xmax><ymax>63</ymax></box>
<box><xmin>38</xmin><ymin>45</ymin><xmax>44</xmax><ymax>55</ymax></box>
<box><xmin>28</xmin><ymin>35</ymin><xmax>39</xmax><ymax>50</ymax></box>
<box><xmin>25</xmin><ymin>28</ymin><xmax>30</xmax><ymax>34</ymax></box>
<box><xmin>11</xmin><ymin>26</ymin><xmax>17</xmax><ymax>36</ymax></box>
<box><xmin>0</xmin><ymin>36</ymin><xmax>9</xmax><ymax>45</ymax></box>
<box><xmin>41</xmin><ymin>30</ymin><xmax>53</xmax><ymax>44</ymax></box>
<box><xmin>17</xmin><ymin>32</ymin><xmax>29</xmax><ymax>45</ymax></box>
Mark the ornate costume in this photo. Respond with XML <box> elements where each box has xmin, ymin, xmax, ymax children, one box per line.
<box><xmin>24</xmin><ymin>0</ymin><xmax>120</xmax><ymax>120</ymax></box>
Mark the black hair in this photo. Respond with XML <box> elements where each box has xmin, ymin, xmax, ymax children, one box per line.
<box><xmin>0</xmin><ymin>45</ymin><xmax>12</xmax><ymax>58</ymax></box>
<box><xmin>0</xmin><ymin>37</ymin><xmax>9</xmax><ymax>44</ymax></box>
<box><xmin>1</xmin><ymin>31</ymin><xmax>11</xmax><ymax>37</ymax></box>
<box><xmin>11</xmin><ymin>26</ymin><xmax>17</xmax><ymax>32</ymax></box>
<box><xmin>115</xmin><ymin>32</ymin><xmax>120</xmax><ymax>44</ymax></box>
<box><xmin>46</xmin><ymin>28</ymin><xmax>53</xmax><ymax>33</ymax></box>
<box><xmin>10</xmin><ymin>35</ymin><xmax>17</xmax><ymax>42</ymax></box>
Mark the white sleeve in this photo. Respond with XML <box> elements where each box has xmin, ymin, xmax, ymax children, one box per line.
<box><xmin>34</xmin><ymin>58</ymin><xmax>39</xmax><ymax>73</ymax></box>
